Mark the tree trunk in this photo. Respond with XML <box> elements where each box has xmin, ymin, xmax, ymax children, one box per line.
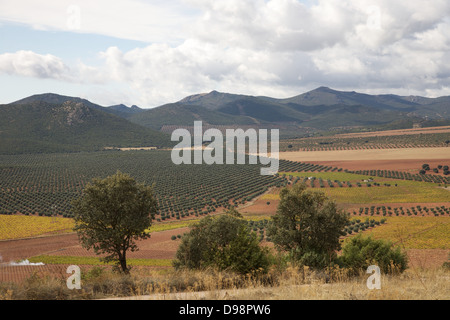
<box><xmin>118</xmin><ymin>251</ymin><xmax>128</xmax><ymax>274</ymax></box>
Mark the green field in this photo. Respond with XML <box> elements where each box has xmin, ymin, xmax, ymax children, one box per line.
<box><xmin>279</xmin><ymin>171</ymin><xmax>450</xmax><ymax>204</ymax></box>
<box><xmin>28</xmin><ymin>255</ymin><xmax>173</xmax><ymax>267</ymax></box>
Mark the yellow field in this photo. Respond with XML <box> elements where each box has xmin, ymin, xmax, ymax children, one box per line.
<box><xmin>0</xmin><ymin>215</ymin><xmax>74</xmax><ymax>240</ymax></box>
<box><xmin>350</xmin><ymin>216</ymin><xmax>450</xmax><ymax>250</ymax></box>
<box><xmin>261</xmin><ymin>185</ymin><xmax>449</xmax><ymax>204</ymax></box>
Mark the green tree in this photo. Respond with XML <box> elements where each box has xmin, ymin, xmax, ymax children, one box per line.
<box><xmin>72</xmin><ymin>171</ymin><xmax>157</xmax><ymax>273</ymax></box>
<box><xmin>339</xmin><ymin>234</ymin><xmax>408</xmax><ymax>274</ymax></box>
<box><xmin>173</xmin><ymin>214</ymin><xmax>270</xmax><ymax>274</ymax></box>
<box><xmin>267</xmin><ymin>183</ymin><xmax>349</xmax><ymax>269</ymax></box>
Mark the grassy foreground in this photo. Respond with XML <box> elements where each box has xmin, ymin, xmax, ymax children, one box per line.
<box><xmin>1</xmin><ymin>265</ymin><xmax>448</xmax><ymax>300</ymax></box>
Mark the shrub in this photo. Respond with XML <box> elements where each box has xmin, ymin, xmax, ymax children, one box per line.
<box><xmin>339</xmin><ymin>234</ymin><xmax>408</xmax><ymax>275</ymax></box>
<box><xmin>173</xmin><ymin>215</ymin><xmax>271</xmax><ymax>274</ymax></box>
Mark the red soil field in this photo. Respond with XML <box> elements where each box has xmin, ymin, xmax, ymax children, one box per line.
<box><xmin>241</xmin><ymin>199</ymin><xmax>279</xmax><ymax>216</ymax></box>
<box><xmin>406</xmin><ymin>249</ymin><xmax>450</xmax><ymax>270</ymax></box>
<box><xmin>0</xmin><ymin>233</ymin><xmax>79</xmax><ymax>262</ymax></box>
<box><xmin>0</xmin><ymin>228</ymin><xmax>189</xmax><ymax>283</ymax></box>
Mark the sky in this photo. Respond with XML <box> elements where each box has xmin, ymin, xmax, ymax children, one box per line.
<box><xmin>0</xmin><ymin>0</ymin><xmax>449</xmax><ymax>108</ymax></box>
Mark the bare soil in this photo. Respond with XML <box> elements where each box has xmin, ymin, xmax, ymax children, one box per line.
<box><xmin>279</xmin><ymin>147</ymin><xmax>450</xmax><ymax>162</ymax></box>
<box><xmin>406</xmin><ymin>249</ymin><xmax>449</xmax><ymax>269</ymax></box>
<box><xmin>0</xmin><ymin>228</ymin><xmax>188</xmax><ymax>283</ymax></box>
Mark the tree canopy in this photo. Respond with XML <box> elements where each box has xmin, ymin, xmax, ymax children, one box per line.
<box><xmin>268</xmin><ymin>183</ymin><xmax>349</xmax><ymax>269</ymax></box>
<box><xmin>173</xmin><ymin>214</ymin><xmax>270</xmax><ymax>274</ymax></box>
<box><xmin>72</xmin><ymin>171</ymin><xmax>157</xmax><ymax>273</ymax></box>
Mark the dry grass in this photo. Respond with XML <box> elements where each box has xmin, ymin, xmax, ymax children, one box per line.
<box><xmin>2</xmin><ymin>263</ymin><xmax>447</xmax><ymax>300</ymax></box>
<box><xmin>222</xmin><ymin>269</ymin><xmax>449</xmax><ymax>300</ymax></box>
<box><xmin>102</xmin><ymin>266</ymin><xmax>449</xmax><ymax>300</ymax></box>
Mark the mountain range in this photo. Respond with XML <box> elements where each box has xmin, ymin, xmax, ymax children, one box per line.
<box><xmin>124</xmin><ymin>86</ymin><xmax>450</xmax><ymax>136</ymax></box>
<box><xmin>1</xmin><ymin>87</ymin><xmax>449</xmax><ymax>154</ymax></box>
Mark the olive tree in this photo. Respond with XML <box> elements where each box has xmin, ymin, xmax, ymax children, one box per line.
<box><xmin>267</xmin><ymin>183</ymin><xmax>349</xmax><ymax>269</ymax></box>
<box><xmin>72</xmin><ymin>171</ymin><xmax>157</xmax><ymax>273</ymax></box>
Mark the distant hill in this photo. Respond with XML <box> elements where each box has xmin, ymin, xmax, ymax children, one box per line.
<box><xmin>11</xmin><ymin>93</ymin><xmax>145</xmax><ymax>118</ymax></box>
<box><xmin>4</xmin><ymin>87</ymin><xmax>450</xmax><ymax>154</ymax></box>
<box><xmin>127</xmin><ymin>103</ymin><xmax>261</xmax><ymax>131</ymax></box>
<box><xmin>153</xmin><ymin>87</ymin><xmax>449</xmax><ymax>132</ymax></box>
<box><xmin>178</xmin><ymin>90</ymin><xmax>247</xmax><ymax>111</ymax></box>
<box><xmin>272</xmin><ymin>86</ymin><xmax>417</xmax><ymax>110</ymax></box>
<box><xmin>0</xmin><ymin>97</ymin><xmax>172</xmax><ymax>155</ymax></box>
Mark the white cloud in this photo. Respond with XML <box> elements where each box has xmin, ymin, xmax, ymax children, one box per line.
<box><xmin>0</xmin><ymin>0</ymin><xmax>197</xmax><ymax>43</ymax></box>
<box><xmin>1</xmin><ymin>0</ymin><xmax>450</xmax><ymax>105</ymax></box>
<box><xmin>0</xmin><ymin>50</ymin><xmax>71</xmax><ymax>80</ymax></box>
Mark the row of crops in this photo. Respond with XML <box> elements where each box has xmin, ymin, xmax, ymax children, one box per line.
<box><xmin>278</xmin><ymin>160</ymin><xmax>450</xmax><ymax>184</ymax></box>
<box><xmin>347</xmin><ymin>169</ymin><xmax>450</xmax><ymax>184</ymax></box>
<box><xmin>283</xmin><ymin>175</ymin><xmax>397</xmax><ymax>188</ymax></box>
<box><xmin>280</xmin><ymin>132</ymin><xmax>450</xmax><ymax>151</ymax></box>
<box><xmin>245</xmin><ymin>217</ymin><xmax>387</xmax><ymax>240</ymax></box>
<box><xmin>0</xmin><ymin>151</ymin><xmax>291</xmax><ymax>219</ymax></box>
<box><xmin>277</xmin><ymin>160</ymin><xmax>341</xmax><ymax>173</ymax></box>
<box><xmin>171</xmin><ymin>217</ymin><xmax>385</xmax><ymax>243</ymax></box>
<box><xmin>0</xmin><ymin>150</ymin><xmax>447</xmax><ymax>220</ymax></box>
<box><xmin>351</xmin><ymin>205</ymin><xmax>450</xmax><ymax>217</ymax></box>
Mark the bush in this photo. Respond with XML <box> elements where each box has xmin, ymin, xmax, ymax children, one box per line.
<box><xmin>339</xmin><ymin>234</ymin><xmax>408</xmax><ymax>275</ymax></box>
<box><xmin>297</xmin><ymin>250</ymin><xmax>332</xmax><ymax>270</ymax></box>
<box><xmin>173</xmin><ymin>215</ymin><xmax>271</xmax><ymax>274</ymax></box>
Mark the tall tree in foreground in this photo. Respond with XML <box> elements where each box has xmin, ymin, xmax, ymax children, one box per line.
<box><xmin>267</xmin><ymin>183</ymin><xmax>349</xmax><ymax>269</ymax></box>
<box><xmin>72</xmin><ymin>171</ymin><xmax>157</xmax><ymax>273</ymax></box>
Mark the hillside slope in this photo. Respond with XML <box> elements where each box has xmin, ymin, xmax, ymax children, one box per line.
<box><xmin>0</xmin><ymin>100</ymin><xmax>172</xmax><ymax>154</ymax></box>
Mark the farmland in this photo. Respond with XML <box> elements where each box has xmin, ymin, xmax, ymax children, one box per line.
<box><xmin>279</xmin><ymin>147</ymin><xmax>450</xmax><ymax>161</ymax></box>
<box><xmin>0</xmin><ymin>150</ymin><xmax>288</xmax><ymax>219</ymax></box>
<box><xmin>0</xmin><ymin>215</ymin><xmax>74</xmax><ymax>240</ymax></box>
<box><xmin>280</xmin><ymin>129</ymin><xmax>450</xmax><ymax>151</ymax></box>
<box><xmin>277</xmin><ymin>171</ymin><xmax>450</xmax><ymax>204</ymax></box>
<box><xmin>0</xmin><ymin>143</ymin><xmax>449</xmax><ymax>291</ymax></box>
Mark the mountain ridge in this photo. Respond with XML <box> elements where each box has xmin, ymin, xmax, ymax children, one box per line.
<box><xmin>3</xmin><ymin>87</ymin><xmax>449</xmax><ymax>154</ymax></box>
<box><xmin>0</xmin><ymin>98</ymin><xmax>172</xmax><ymax>155</ymax></box>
